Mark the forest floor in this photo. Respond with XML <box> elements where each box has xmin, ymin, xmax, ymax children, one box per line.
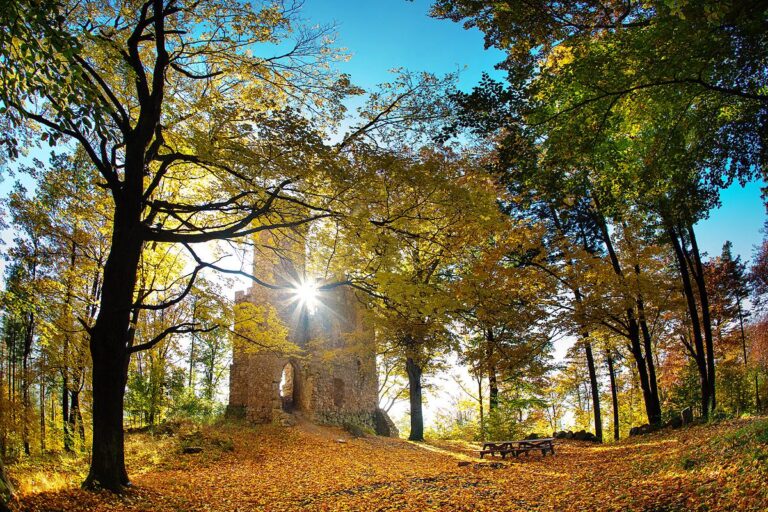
<box><xmin>8</xmin><ymin>416</ymin><xmax>768</xmax><ymax>511</ymax></box>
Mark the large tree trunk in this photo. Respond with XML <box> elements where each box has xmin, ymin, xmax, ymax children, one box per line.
<box><xmin>606</xmin><ymin>351</ymin><xmax>620</xmax><ymax>441</ymax></box>
<box><xmin>584</xmin><ymin>339</ymin><xmax>602</xmax><ymax>441</ymax></box>
<box><xmin>85</xmin><ymin>342</ymin><xmax>131</xmax><ymax>490</ymax></box>
<box><xmin>83</xmin><ymin>198</ymin><xmax>143</xmax><ymax>491</ymax></box>
<box><xmin>405</xmin><ymin>356</ymin><xmax>424</xmax><ymax>442</ymax></box>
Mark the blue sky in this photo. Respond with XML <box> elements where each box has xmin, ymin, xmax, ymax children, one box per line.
<box><xmin>298</xmin><ymin>0</ymin><xmax>766</xmax><ymax>263</ymax></box>
<box><xmin>299</xmin><ymin>0</ymin><xmax>506</xmax><ymax>90</ymax></box>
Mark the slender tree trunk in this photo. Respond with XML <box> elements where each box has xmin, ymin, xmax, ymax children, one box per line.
<box><xmin>477</xmin><ymin>375</ymin><xmax>485</xmax><ymax>442</ymax></box>
<box><xmin>188</xmin><ymin>336</ymin><xmax>195</xmax><ymax>390</ymax></box>
<box><xmin>63</xmin><ymin>239</ymin><xmax>77</xmax><ymax>452</ymax></box>
<box><xmin>606</xmin><ymin>351</ymin><xmax>620</xmax><ymax>441</ymax></box>
<box><xmin>484</xmin><ymin>329</ymin><xmax>499</xmax><ymax>410</ymax></box>
<box><xmin>627</xmin><ymin>323</ymin><xmax>661</xmax><ymax>425</ymax></box>
<box><xmin>550</xmin><ymin>399</ymin><xmax>559</xmax><ymax>432</ymax></box>
<box><xmin>636</xmin><ymin>296</ymin><xmax>659</xmax><ymax>405</ymax></box>
<box><xmin>627</xmin><ymin>233</ymin><xmax>661</xmax><ymax>412</ymax></box>
<box><xmin>63</xmin><ymin>361</ymin><xmax>71</xmax><ymax>452</ymax></box>
<box><xmin>595</xmin><ymin>208</ymin><xmax>660</xmax><ymax>425</ymax></box>
<box><xmin>0</xmin><ymin>343</ymin><xmax>4</xmax><ymax>458</ymax></box>
<box><xmin>735</xmin><ymin>301</ymin><xmax>758</xmax><ymax>411</ymax></box>
<box><xmin>405</xmin><ymin>356</ymin><xmax>424</xmax><ymax>442</ymax></box>
<box><xmin>21</xmin><ymin>318</ymin><xmax>32</xmax><ymax>456</ymax></box>
<box><xmin>188</xmin><ymin>300</ymin><xmax>197</xmax><ymax>391</ymax></box>
<box><xmin>488</xmin><ymin>366</ymin><xmax>498</xmax><ymax>411</ymax></box>
<box><xmin>575</xmin><ymin>378</ymin><xmax>583</xmax><ymax>413</ymax></box>
<box><xmin>39</xmin><ymin>369</ymin><xmax>46</xmax><ymax>454</ymax></box>
<box><xmin>667</xmin><ymin>224</ymin><xmax>710</xmax><ymax>418</ymax></box>
<box><xmin>687</xmin><ymin>225</ymin><xmax>716</xmax><ymax>413</ymax></box>
<box><xmin>584</xmin><ymin>339</ymin><xmax>602</xmax><ymax>441</ymax></box>
<box><xmin>70</xmin><ymin>389</ymin><xmax>85</xmax><ymax>445</ymax></box>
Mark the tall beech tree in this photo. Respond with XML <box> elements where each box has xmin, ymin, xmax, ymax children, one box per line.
<box><xmin>435</xmin><ymin>0</ymin><xmax>765</xmax><ymax>421</ymax></box>
<box><xmin>0</xmin><ymin>0</ymin><xmax>380</xmax><ymax>490</ymax></box>
<box><xmin>450</xmin><ymin>225</ymin><xmax>556</xmax><ymax>427</ymax></box>
<box><xmin>322</xmin><ymin>147</ymin><xmax>505</xmax><ymax>441</ymax></box>
<box><xmin>432</xmin><ymin>0</ymin><xmax>768</xmax><ymax>124</ymax></box>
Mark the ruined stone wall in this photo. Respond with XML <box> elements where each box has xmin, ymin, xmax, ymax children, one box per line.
<box><xmin>303</xmin><ymin>287</ymin><xmax>379</xmax><ymax>428</ymax></box>
<box><xmin>227</xmin><ymin>231</ymin><xmax>378</xmax><ymax>429</ymax></box>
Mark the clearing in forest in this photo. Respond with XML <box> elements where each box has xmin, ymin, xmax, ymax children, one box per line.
<box><xmin>12</xmin><ymin>417</ymin><xmax>768</xmax><ymax>511</ymax></box>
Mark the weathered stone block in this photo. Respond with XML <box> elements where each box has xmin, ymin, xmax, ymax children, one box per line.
<box><xmin>224</xmin><ymin>405</ymin><xmax>246</xmax><ymax>420</ymax></box>
<box><xmin>374</xmin><ymin>408</ymin><xmax>400</xmax><ymax>438</ymax></box>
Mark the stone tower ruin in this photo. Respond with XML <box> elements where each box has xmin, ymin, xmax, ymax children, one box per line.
<box><xmin>227</xmin><ymin>231</ymin><xmax>388</xmax><ymax>432</ymax></box>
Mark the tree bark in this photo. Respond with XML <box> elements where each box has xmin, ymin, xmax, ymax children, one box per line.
<box><xmin>83</xmin><ymin>195</ymin><xmax>144</xmax><ymax>491</ymax></box>
<box><xmin>63</xmin><ymin>360</ymin><xmax>71</xmax><ymax>452</ymax></box>
<box><xmin>477</xmin><ymin>375</ymin><xmax>485</xmax><ymax>442</ymax></box>
<box><xmin>636</xmin><ymin>295</ymin><xmax>659</xmax><ymax>406</ymax></box>
<box><xmin>595</xmin><ymin>208</ymin><xmax>661</xmax><ymax>425</ymax></box>
<box><xmin>485</xmin><ymin>329</ymin><xmax>499</xmax><ymax>410</ymax></box>
<box><xmin>405</xmin><ymin>356</ymin><xmax>424</xmax><ymax>441</ymax></box>
<box><xmin>70</xmin><ymin>389</ymin><xmax>85</xmax><ymax>445</ymax></box>
<box><xmin>735</xmin><ymin>250</ymin><xmax>758</xmax><ymax>411</ymax></box>
<box><xmin>188</xmin><ymin>335</ymin><xmax>195</xmax><ymax>390</ymax></box>
<box><xmin>584</xmin><ymin>338</ymin><xmax>602</xmax><ymax>441</ymax></box>
<box><xmin>63</xmin><ymin>238</ymin><xmax>76</xmax><ymax>452</ymax></box>
<box><xmin>687</xmin><ymin>225</ymin><xmax>716</xmax><ymax>413</ymax></box>
<box><xmin>606</xmin><ymin>351</ymin><xmax>620</xmax><ymax>441</ymax></box>
<box><xmin>22</xmin><ymin>314</ymin><xmax>32</xmax><ymax>456</ymax></box>
<box><xmin>39</xmin><ymin>368</ymin><xmax>46</xmax><ymax>453</ymax></box>
<box><xmin>488</xmin><ymin>367</ymin><xmax>498</xmax><ymax>411</ymax></box>
<box><xmin>667</xmin><ymin>224</ymin><xmax>711</xmax><ymax>418</ymax></box>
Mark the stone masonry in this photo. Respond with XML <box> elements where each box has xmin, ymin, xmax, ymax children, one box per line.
<box><xmin>227</xmin><ymin>231</ymin><xmax>380</xmax><ymax>430</ymax></box>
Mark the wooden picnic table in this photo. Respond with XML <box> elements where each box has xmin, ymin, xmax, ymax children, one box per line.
<box><xmin>480</xmin><ymin>438</ymin><xmax>555</xmax><ymax>459</ymax></box>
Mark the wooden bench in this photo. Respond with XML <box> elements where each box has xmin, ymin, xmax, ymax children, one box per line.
<box><xmin>480</xmin><ymin>438</ymin><xmax>555</xmax><ymax>459</ymax></box>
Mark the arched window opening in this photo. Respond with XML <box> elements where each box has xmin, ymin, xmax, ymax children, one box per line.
<box><xmin>280</xmin><ymin>363</ymin><xmax>296</xmax><ymax>412</ymax></box>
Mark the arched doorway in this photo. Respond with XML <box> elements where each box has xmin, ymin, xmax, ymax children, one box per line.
<box><xmin>279</xmin><ymin>362</ymin><xmax>296</xmax><ymax>412</ymax></box>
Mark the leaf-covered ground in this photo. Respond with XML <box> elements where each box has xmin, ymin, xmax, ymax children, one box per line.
<box><xmin>11</xmin><ymin>417</ymin><xmax>768</xmax><ymax>511</ymax></box>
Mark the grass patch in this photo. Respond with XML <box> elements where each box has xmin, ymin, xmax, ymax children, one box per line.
<box><xmin>8</xmin><ymin>452</ymin><xmax>87</xmax><ymax>495</ymax></box>
<box><xmin>718</xmin><ymin>418</ymin><xmax>768</xmax><ymax>445</ymax></box>
<box><xmin>709</xmin><ymin>418</ymin><xmax>768</xmax><ymax>469</ymax></box>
